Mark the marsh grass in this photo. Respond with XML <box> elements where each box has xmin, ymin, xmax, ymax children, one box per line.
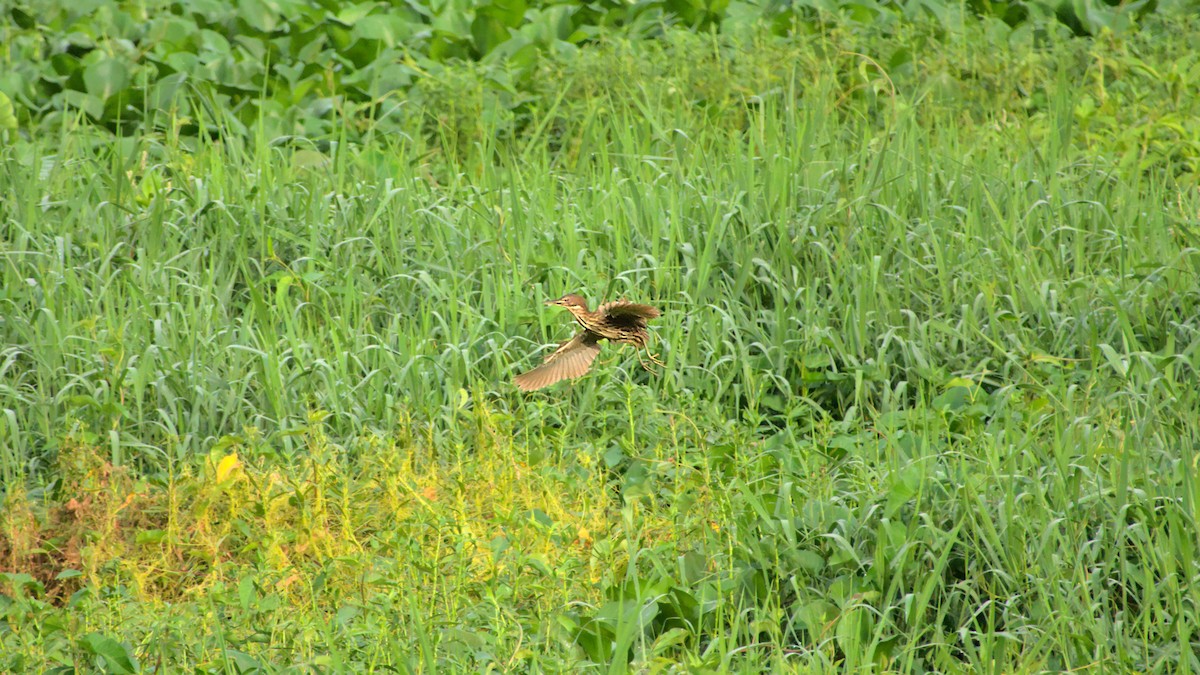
<box><xmin>2</xmin><ymin>20</ymin><xmax>1200</xmax><ymax>673</ymax></box>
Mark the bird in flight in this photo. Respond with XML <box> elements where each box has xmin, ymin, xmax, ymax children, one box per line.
<box><xmin>513</xmin><ymin>293</ymin><xmax>663</xmax><ymax>391</ymax></box>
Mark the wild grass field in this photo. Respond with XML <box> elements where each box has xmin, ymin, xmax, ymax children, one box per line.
<box><xmin>2</xmin><ymin>4</ymin><xmax>1200</xmax><ymax>673</ymax></box>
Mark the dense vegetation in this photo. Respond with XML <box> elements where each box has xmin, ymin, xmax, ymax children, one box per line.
<box><xmin>2</xmin><ymin>0</ymin><xmax>1200</xmax><ymax>672</ymax></box>
<box><xmin>0</xmin><ymin>0</ymin><xmax>1186</xmax><ymax>140</ymax></box>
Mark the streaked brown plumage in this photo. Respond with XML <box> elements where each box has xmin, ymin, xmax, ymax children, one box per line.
<box><xmin>513</xmin><ymin>293</ymin><xmax>662</xmax><ymax>391</ymax></box>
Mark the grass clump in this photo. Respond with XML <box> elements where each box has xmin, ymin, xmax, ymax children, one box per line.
<box><xmin>2</xmin><ymin>16</ymin><xmax>1200</xmax><ymax>674</ymax></box>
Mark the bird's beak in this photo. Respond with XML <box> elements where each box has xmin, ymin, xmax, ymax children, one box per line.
<box><xmin>544</xmin><ymin>300</ymin><xmax>556</xmax><ymax>306</ymax></box>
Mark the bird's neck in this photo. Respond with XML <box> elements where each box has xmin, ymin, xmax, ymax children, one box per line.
<box><xmin>568</xmin><ymin>307</ymin><xmax>593</xmax><ymax>328</ymax></box>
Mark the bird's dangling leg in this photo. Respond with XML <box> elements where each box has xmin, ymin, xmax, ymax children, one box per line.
<box><xmin>640</xmin><ymin>334</ymin><xmax>665</xmax><ymax>371</ymax></box>
<box><xmin>635</xmin><ymin>348</ymin><xmax>662</xmax><ymax>373</ymax></box>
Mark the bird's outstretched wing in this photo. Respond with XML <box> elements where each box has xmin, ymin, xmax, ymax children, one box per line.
<box><xmin>597</xmin><ymin>300</ymin><xmax>661</xmax><ymax>324</ymax></box>
<box><xmin>513</xmin><ymin>330</ymin><xmax>603</xmax><ymax>391</ymax></box>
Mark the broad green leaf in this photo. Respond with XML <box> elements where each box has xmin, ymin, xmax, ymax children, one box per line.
<box><xmin>483</xmin><ymin>0</ymin><xmax>526</xmax><ymax>26</ymax></box>
<box><xmin>835</xmin><ymin>606</ymin><xmax>875</xmax><ymax>655</ymax></box>
<box><xmin>238</xmin><ymin>575</ymin><xmax>256</xmax><ymax>610</ymax></box>
<box><xmin>798</xmin><ymin>599</ymin><xmax>837</xmax><ymax>635</ymax></box>
<box><xmin>520</xmin><ymin>5</ymin><xmax>576</xmax><ymax>42</ymax></box>
<box><xmin>796</xmin><ymin>549</ymin><xmax>826</xmax><ymax>573</ymax></box>
<box><xmin>164</xmin><ymin>51</ymin><xmax>200</xmax><ymax>74</ymax></box>
<box><xmin>78</xmin><ymin>634</ymin><xmax>138</xmax><ymax>674</ymax></box>
<box><xmin>471</xmin><ymin>14</ymin><xmax>511</xmax><ymax>56</ymax></box>
<box><xmin>351</xmin><ymin>14</ymin><xmax>415</xmax><ymax>47</ymax></box>
<box><xmin>932</xmin><ymin>386</ymin><xmax>970</xmax><ymax>413</ymax></box>
<box><xmin>83</xmin><ymin>58</ymin><xmax>130</xmax><ymax>101</ymax></box>
<box><xmin>224</xmin><ymin>650</ymin><xmax>262</xmax><ymax>671</ymax></box>
<box><xmin>60</xmin><ymin>90</ymin><xmax>104</xmax><ymax>118</ymax></box>
<box><xmin>334</xmin><ymin>2</ymin><xmax>378</xmax><ymax>25</ymax></box>
<box><xmin>1</xmin><ymin>572</ymin><xmax>44</xmax><ymax>596</ymax></box>
<box><xmin>944</xmin><ymin>376</ymin><xmax>976</xmax><ymax>389</ymax></box>
<box><xmin>239</xmin><ymin>0</ymin><xmax>279</xmax><ymax>32</ymax></box>
<box><xmin>431</xmin><ymin>0</ymin><xmax>473</xmax><ymax>36</ymax></box>
<box><xmin>136</xmin><ymin>529</ymin><xmax>167</xmax><ymax>545</ymax></box>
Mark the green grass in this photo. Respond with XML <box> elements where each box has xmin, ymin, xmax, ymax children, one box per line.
<box><xmin>3</xmin><ymin>19</ymin><xmax>1200</xmax><ymax>673</ymax></box>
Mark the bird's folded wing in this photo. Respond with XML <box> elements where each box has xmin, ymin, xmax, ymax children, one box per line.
<box><xmin>513</xmin><ymin>331</ymin><xmax>602</xmax><ymax>391</ymax></box>
<box><xmin>597</xmin><ymin>300</ymin><xmax>661</xmax><ymax>320</ymax></box>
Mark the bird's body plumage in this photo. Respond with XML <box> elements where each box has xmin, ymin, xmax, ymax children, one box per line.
<box><xmin>513</xmin><ymin>294</ymin><xmax>662</xmax><ymax>391</ymax></box>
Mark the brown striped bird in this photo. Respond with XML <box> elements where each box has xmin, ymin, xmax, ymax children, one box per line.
<box><xmin>513</xmin><ymin>293</ymin><xmax>663</xmax><ymax>391</ymax></box>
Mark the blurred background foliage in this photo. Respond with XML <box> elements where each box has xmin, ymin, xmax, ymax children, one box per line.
<box><xmin>0</xmin><ymin>0</ymin><xmax>1190</xmax><ymax>142</ymax></box>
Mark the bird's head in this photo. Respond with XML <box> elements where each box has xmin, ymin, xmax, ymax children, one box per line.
<box><xmin>546</xmin><ymin>293</ymin><xmax>589</xmax><ymax>312</ymax></box>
